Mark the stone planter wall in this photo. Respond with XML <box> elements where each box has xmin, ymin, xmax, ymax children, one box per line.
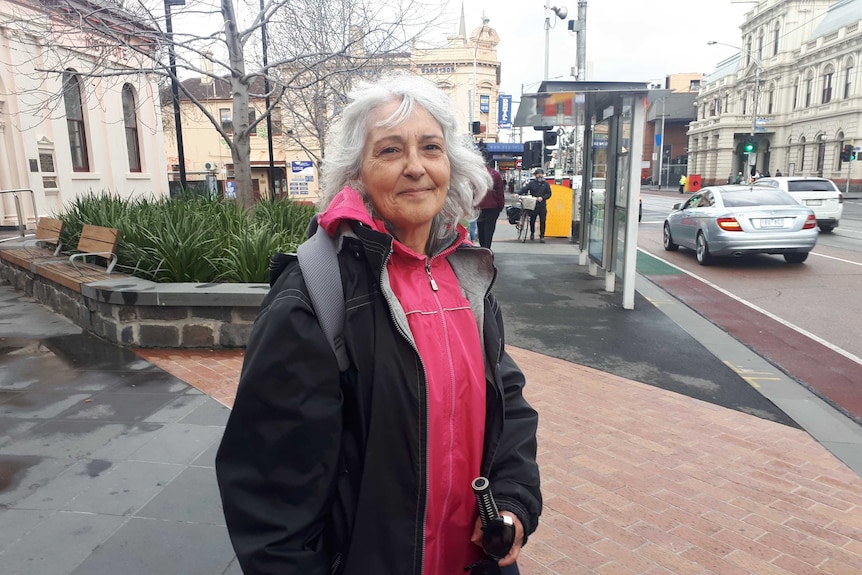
<box><xmin>0</xmin><ymin>259</ymin><xmax>267</xmax><ymax>348</ymax></box>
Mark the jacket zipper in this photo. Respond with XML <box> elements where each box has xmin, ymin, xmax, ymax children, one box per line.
<box><xmin>378</xmin><ymin>247</ymin><xmax>429</xmax><ymax>575</ymax></box>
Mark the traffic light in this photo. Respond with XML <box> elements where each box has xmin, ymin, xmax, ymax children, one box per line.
<box><xmin>743</xmin><ymin>138</ymin><xmax>757</xmax><ymax>154</ymax></box>
<box><xmin>840</xmin><ymin>145</ymin><xmax>852</xmax><ymax>162</ymax></box>
<box><xmin>851</xmin><ymin>147</ymin><xmax>857</xmax><ymax>161</ymax></box>
<box><xmin>523</xmin><ymin>140</ymin><xmax>542</xmax><ymax>169</ymax></box>
<box><xmin>471</xmin><ymin>121</ymin><xmax>481</xmax><ymax>135</ymax></box>
<box><xmin>543</xmin><ymin>131</ymin><xmax>558</xmax><ymax>146</ymax></box>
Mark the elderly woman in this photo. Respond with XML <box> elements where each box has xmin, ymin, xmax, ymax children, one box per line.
<box><xmin>216</xmin><ymin>74</ymin><xmax>541</xmax><ymax>575</ymax></box>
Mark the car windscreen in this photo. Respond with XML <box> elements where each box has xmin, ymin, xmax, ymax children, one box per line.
<box><xmin>721</xmin><ymin>190</ymin><xmax>798</xmax><ymax>207</ymax></box>
<box><xmin>787</xmin><ymin>180</ymin><xmax>837</xmax><ymax>192</ymax></box>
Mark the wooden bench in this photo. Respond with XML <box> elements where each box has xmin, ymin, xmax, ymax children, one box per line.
<box><xmin>33</xmin><ymin>224</ymin><xmax>122</xmax><ymax>293</ymax></box>
<box><xmin>0</xmin><ymin>217</ymin><xmax>64</xmax><ymax>269</ymax></box>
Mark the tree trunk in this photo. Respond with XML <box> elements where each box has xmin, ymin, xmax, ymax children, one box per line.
<box><xmin>223</xmin><ymin>0</ymin><xmax>255</xmax><ymax>210</ymax></box>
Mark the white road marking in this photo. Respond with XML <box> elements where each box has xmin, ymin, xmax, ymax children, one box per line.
<box><xmin>809</xmin><ymin>252</ymin><xmax>862</xmax><ymax>266</ymax></box>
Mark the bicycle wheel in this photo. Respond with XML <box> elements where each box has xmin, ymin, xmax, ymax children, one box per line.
<box><xmin>519</xmin><ymin>211</ymin><xmax>529</xmax><ymax>243</ymax></box>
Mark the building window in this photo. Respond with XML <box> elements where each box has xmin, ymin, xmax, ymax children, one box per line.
<box><xmin>767</xmin><ymin>87</ymin><xmax>774</xmax><ymax>114</ymax></box>
<box><xmin>805</xmin><ymin>75</ymin><xmax>813</xmax><ymax>107</ymax></box>
<box><xmin>773</xmin><ymin>24</ymin><xmax>780</xmax><ymax>56</ymax></box>
<box><xmin>122</xmin><ymin>84</ymin><xmax>142</xmax><ymax>172</ymax></box>
<box><xmin>220</xmin><ymin>108</ymin><xmax>232</xmax><ymax>132</ymax></box>
<box><xmin>758</xmin><ymin>30</ymin><xmax>765</xmax><ymax>62</ymax></box>
<box><xmin>746</xmin><ymin>37</ymin><xmax>752</xmax><ymax>67</ymax></box>
<box><xmin>793</xmin><ymin>79</ymin><xmax>799</xmax><ymax>109</ymax></box>
<box><xmin>39</xmin><ymin>152</ymin><xmax>58</xmax><ymax>189</ymax></box>
<box><xmin>822</xmin><ymin>66</ymin><xmax>834</xmax><ymax>103</ymax></box>
<box><xmin>724</xmin><ymin>93</ymin><xmax>729</xmax><ymax>113</ymax></box>
<box><xmin>741</xmin><ymin>91</ymin><xmax>747</xmax><ymax>116</ymax></box>
<box><xmin>62</xmin><ymin>71</ymin><xmax>89</xmax><ymax>171</ymax></box>
<box><xmin>845</xmin><ymin>60</ymin><xmax>854</xmax><ymax>98</ymax></box>
<box><xmin>689</xmin><ymin>79</ymin><xmax>701</xmax><ymax>91</ymax></box>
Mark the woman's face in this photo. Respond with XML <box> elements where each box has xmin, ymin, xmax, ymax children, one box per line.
<box><xmin>360</xmin><ymin>101</ymin><xmax>450</xmax><ymax>249</ymax></box>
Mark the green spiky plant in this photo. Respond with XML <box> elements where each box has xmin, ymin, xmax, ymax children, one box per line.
<box><xmin>55</xmin><ymin>191</ymin><xmax>317</xmax><ymax>283</ymax></box>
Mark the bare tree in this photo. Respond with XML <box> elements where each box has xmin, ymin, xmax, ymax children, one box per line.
<box><xmin>8</xmin><ymin>0</ymin><xmax>443</xmax><ymax>209</ymax></box>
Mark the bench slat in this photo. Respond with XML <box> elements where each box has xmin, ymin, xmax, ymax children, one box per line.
<box><xmin>76</xmin><ymin>224</ymin><xmax>120</xmax><ymax>255</ymax></box>
<box><xmin>34</xmin><ymin>217</ymin><xmax>63</xmax><ymax>242</ymax></box>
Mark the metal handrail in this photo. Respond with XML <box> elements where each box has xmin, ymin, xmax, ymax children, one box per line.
<box><xmin>0</xmin><ymin>189</ymin><xmax>39</xmax><ymax>237</ymax></box>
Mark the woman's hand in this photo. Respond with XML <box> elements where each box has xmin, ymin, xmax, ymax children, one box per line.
<box><xmin>470</xmin><ymin>511</ymin><xmax>524</xmax><ymax>567</ymax></box>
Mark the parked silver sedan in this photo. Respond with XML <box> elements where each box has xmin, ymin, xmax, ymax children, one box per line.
<box><xmin>663</xmin><ymin>185</ymin><xmax>818</xmax><ymax>265</ymax></box>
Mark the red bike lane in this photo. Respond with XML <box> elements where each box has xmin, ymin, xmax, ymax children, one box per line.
<box><xmin>645</xmin><ymin>269</ymin><xmax>862</xmax><ymax>423</ymax></box>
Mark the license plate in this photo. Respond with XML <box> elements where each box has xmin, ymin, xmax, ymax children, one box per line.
<box><xmin>805</xmin><ymin>199</ymin><xmax>822</xmax><ymax>206</ymax></box>
<box><xmin>759</xmin><ymin>218</ymin><xmax>786</xmax><ymax>228</ymax></box>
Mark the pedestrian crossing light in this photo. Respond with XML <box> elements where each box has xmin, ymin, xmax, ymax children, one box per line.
<box><xmin>841</xmin><ymin>144</ymin><xmax>854</xmax><ymax>162</ymax></box>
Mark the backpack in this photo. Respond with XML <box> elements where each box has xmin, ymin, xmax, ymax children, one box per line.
<box><xmin>296</xmin><ymin>217</ymin><xmax>349</xmax><ymax>372</ymax></box>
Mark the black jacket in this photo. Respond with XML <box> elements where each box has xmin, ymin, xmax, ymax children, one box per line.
<box><xmin>216</xmin><ymin>222</ymin><xmax>542</xmax><ymax>575</ymax></box>
<box><xmin>519</xmin><ymin>179</ymin><xmax>552</xmax><ymax>211</ymax></box>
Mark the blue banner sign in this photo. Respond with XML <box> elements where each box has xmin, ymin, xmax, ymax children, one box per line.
<box><xmin>480</xmin><ymin>95</ymin><xmax>490</xmax><ymax>114</ymax></box>
<box><xmin>291</xmin><ymin>160</ymin><xmax>313</xmax><ymax>173</ymax></box>
<box><xmin>497</xmin><ymin>95</ymin><xmax>512</xmax><ymax>127</ymax></box>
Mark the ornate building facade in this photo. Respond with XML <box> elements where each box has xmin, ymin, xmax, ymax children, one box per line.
<box><xmin>689</xmin><ymin>0</ymin><xmax>862</xmax><ymax>190</ymax></box>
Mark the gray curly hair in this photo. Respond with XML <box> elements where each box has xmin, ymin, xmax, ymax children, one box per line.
<box><xmin>319</xmin><ymin>73</ymin><xmax>491</xmax><ymax>242</ymax></box>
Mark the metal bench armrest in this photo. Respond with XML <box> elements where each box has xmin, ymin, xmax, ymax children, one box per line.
<box><xmin>69</xmin><ymin>251</ymin><xmax>118</xmax><ymax>274</ymax></box>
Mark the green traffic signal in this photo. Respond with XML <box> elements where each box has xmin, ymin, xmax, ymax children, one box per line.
<box><xmin>743</xmin><ymin>142</ymin><xmax>755</xmax><ymax>153</ymax></box>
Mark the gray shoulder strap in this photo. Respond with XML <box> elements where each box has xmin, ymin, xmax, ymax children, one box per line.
<box><xmin>297</xmin><ymin>225</ymin><xmax>349</xmax><ymax>372</ymax></box>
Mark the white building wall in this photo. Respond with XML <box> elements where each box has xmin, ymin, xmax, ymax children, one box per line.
<box><xmin>0</xmin><ymin>0</ymin><xmax>168</xmax><ymax>227</ymax></box>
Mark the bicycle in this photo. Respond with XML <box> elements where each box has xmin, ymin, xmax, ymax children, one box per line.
<box><xmin>516</xmin><ymin>195</ymin><xmax>536</xmax><ymax>243</ymax></box>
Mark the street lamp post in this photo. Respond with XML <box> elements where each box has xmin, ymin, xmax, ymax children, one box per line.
<box><xmin>544</xmin><ymin>2</ymin><xmax>568</xmax><ymax>80</ymax></box>
<box><xmin>708</xmin><ymin>40</ymin><xmax>764</xmax><ymax>175</ymax></box>
<box><xmin>470</xmin><ymin>14</ymin><xmax>489</xmax><ymax>139</ymax></box>
<box><xmin>260</xmin><ymin>0</ymin><xmax>275</xmax><ymax>199</ymax></box>
<box><xmin>657</xmin><ymin>97</ymin><xmax>666</xmax><ymax>188</ymax></box>
<box><xmin>164</xmin><ymin>0</ymin><xmax>187</xmax><ymax>192</ymax></box>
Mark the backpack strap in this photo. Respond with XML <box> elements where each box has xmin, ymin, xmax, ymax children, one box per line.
<box><xmin>297</xmin><ymin>224</ymin><xmax>349</xmax><ymax>372</ymax></box>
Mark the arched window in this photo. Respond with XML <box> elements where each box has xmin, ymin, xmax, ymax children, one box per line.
<box><xmin>767</xmin><ymin>83</ymin><xmax>775</xmax><ymax>114</ymax></box>
<box><xmin>122</xmin><ymin>84</ymin><xmax>142</xmax><ymax>172</ymax></box>
<box><xmin>793</xmin><ymin>77</ymin><xmax>799</xmax><ymax>109</ymax></box>
<box><xmin>805</xmin><ymin>72</ymin><xmax>814</xmax><ymax>107</ymax></box>
<box><xmin>822</xmin><ymin>64</ymin><xmax>835</xmax><ymax>104</ymax></box>
<box><xmin>845</xmin><ymin>58</ymin><xmax>855</xmax><ymax>98</ymax></box>
<box><xmin>746</xmin><ymin>36</ymin><xmax>752</xmax><ymax>67</ymax></box>
<box><xmin>773</xmin><ymin>22</ymin><xmax>781</xmax><ymax>56</ymax></box>
<box><xmin>63</xmin><ymin>70</ymin><xmax>89</xmax><ymax>171</ymax></box>
<box><xmin>758</xmin><ymin>29</ymin><xmax>765</xmax><ymax>62</ymax></box>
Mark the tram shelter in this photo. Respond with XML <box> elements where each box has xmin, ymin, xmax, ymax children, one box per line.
<box><xmin>513</xmin><ymin>81</ymin><xmax>649</xmax><ymax>309</ymax></box>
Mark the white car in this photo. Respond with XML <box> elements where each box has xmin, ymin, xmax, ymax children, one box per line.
<box><xmin>753</xmin><ymin>177</ymin><xmax>843</xmax><ymax>232</ymax></box>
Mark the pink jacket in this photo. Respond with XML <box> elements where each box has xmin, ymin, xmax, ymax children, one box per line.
<box><xmin>319</xmin><ymin>188</ymin><xmax>487</xmax><ymax>573</ymax></box>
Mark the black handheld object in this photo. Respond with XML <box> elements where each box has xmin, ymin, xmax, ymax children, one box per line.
<box><xmin>471</xmin><ymin>477</ymin><xmax>515</xmax><ymax>560</ymax></box>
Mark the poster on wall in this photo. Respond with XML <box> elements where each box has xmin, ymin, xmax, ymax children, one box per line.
<box><xmin>289</xmin><ymin>160</ymin><xmax>315</xmax><ymax>196</ymax></box>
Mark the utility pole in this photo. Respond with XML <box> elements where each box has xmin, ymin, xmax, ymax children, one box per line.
<box><xmin>657</xmin><ymin>97</ymin><xmax>666</xmax><ymax>189</ymax></box>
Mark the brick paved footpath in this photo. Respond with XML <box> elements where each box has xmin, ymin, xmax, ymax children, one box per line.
<box><xmin>137</xmin><ymin>346</ymin><xmax>862</xmax><ymax>575</ymax></box>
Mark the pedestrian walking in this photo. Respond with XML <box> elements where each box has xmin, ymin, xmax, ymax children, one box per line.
<box><xmin>477</xmin><ymin>151</ymin><xmax>506</xmax><ymax>249</ymax></box>
<box><xmin>520</xmin><ymin>168</ymin><xmax>552</xmax><ymax>243</ymax></box>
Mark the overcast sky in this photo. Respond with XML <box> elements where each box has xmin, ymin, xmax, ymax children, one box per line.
<box><xmin>446</xmin><ymin>0</ymin><xmax>754</xmax><ymax>97</ymax></box>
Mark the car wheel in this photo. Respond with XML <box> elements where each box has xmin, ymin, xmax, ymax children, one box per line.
<box><xmin>784</xmin><ymin>252</ymin><xmax>809</xmax><ymax>264</ymax></box>
<box><xmin>819</xmin><ymin>225</ymin><xmax>834</xmax><ymax>233</ymax></box>
<box><xmin>663</xmin><ymin>223</ymin><xmax>678</xmax><ymax>251</ymax></box>
<box><xmin>696</xmin><ymin>232</ymin><xmax>712</xmax><ymax>265</ymax></box>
